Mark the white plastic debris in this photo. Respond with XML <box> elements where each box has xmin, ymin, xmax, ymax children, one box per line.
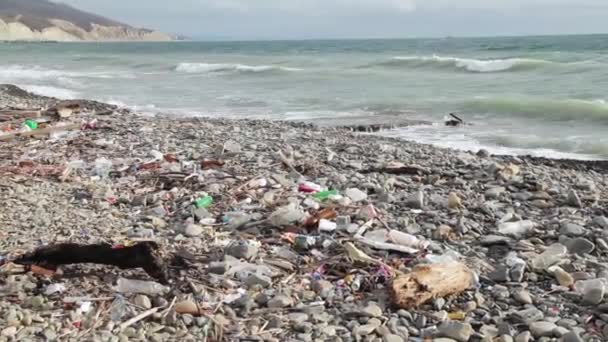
<box><xmin>318</xmin><ymin>219</ymin><xmax>337</xmax><ymax>232</ymax></box>
<box><xmin>44</xmin><ymin>283</ymin><xmax>66</xmax><ymax>295</ymax></box>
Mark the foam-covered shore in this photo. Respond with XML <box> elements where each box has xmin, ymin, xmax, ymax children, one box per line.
<box><xmin>1</xmin><ymin>85</ymin><xmax>608</xmax><ymax>341</ymax></box>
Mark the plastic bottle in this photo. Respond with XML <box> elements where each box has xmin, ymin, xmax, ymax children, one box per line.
<box><xmin>116</xmin><ymin>277</ymin><xmax>169</xmax><ymax>295</ymax></box>
<box><xmin>67</xmin><ymin>160</ymin><xmax>86</xmax><ymax>170</ymax></box>
<box><xmin>313</xmin><ymin>190</ymin><xmax>339</xmax><ymax>200</ymax></box>
<box><xmin>387</xmin><ymin>230</ymin><xmax>430</xmax><ymax>249</ymax></box>
<box><xmin>299</xmin><ymin>182</ymin><xmax>322</xmax><ymax>193</ymax></box>
<box><xmin>195</xmin><ymin>196</ymin><xmax>214</xmax><ymax>208</ymax></box>
<box><xmin>110</xmin><ymin>296</ymin><xmax>128</xmax><ymax>322</ymax></box>
<box><xmin>24</xmin><ymin>119</ymin><xmax>38</xmax><ymax>130</ymax></box>
<box><xmin>94</xmin><ymin>158</ymin><xmax>112</xmax><ymax>178</ymax></box>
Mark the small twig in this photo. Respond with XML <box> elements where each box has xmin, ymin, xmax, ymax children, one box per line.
<box><xmin>161</xmin><ymin>296</ymin><xmax>177</xmax><ymax>318</ymax></box>
<box><xmin>119</xmin><ymin>307</ymin><xmax>161</xmax><ymax>330</ymax></box>
<box><xmin>277</xmin><ymin>150</ymin><xmax>302</xmax><ymax>177</ymax></box>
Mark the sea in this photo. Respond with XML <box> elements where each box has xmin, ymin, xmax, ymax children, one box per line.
<box><xmin>1</xmin><ymin>35</ymin><xmax>608</xmax><ymax>160</ymax></box>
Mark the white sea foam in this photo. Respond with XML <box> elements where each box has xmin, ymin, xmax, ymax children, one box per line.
<box><xmin>388</xmin><ymin>55</ymin><xmax>554</xmax><ymax>72</ymax></box>
<box><xmin>20</xmin><ymin>85</ymin><xmax>80</xmax><ymax>99</ymax></box>
<box><xmin>175</xmin><ymin>62</ymin><xmax>301</xmax><ymax>74</ymax></box>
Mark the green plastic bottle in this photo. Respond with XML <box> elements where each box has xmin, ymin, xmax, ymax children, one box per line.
<box><xmin>24</xmin><ymin>119</ymin><xmax>38</xmax><ymax>130</ymax></box>
<box><xmin>195</xmin><ymin>196</ymin><xmax>214</xmax><ymax>208</ymax></box>
<box><xmin>313</xmin><ymin>190</ymin><xmax>338</xmax><ymax>200</ymax></box>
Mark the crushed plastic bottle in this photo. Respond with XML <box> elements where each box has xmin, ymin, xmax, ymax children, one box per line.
<box><xmin>24</xmin><ymin>119</ymin><xmax>38</xmax><ymax>130</ymax></box>
<box><xmin>299</xmin><ymin>182</ymin><xmax>323</xmax><ymax>193</ymax></box>
<box><xmin>313</xmin><ymin>190</ymin><xmax>339</xmax><ymax>200</ymax></box>
<box><xmin>195</xmin><ymin>196</ymin><xmax>214</xmax><ymax>208</ymax></box>
<box><xmin>94</xmin><ymin>157</ymin><xmax>112</xmax><ymax>178</ymax></box>
<box><xmin>318</xmin><ymin>219</ymin><xmax>337</xmax><ymax>232</ymax></box>
<box><xmin>110</xmin><ymin>296</ymin><xmax>129</xmax><ymax>322</ymax></box>
<box><xmin>116</xmin><ymin>277</ymin><xmax>169</xmax><ymax>296</ymax></box>
<box><xmin>223</xmin><ymin>212</ymin><xmax>252</xmax><ymax>229</ymax></box>
<box><xmin>67</xmin><ymin>160</ymin><xmax>86</xmax><ymax>170</ymax></box>
<box><xmin>387</xmin><ymin>230</ymin><xmax>430</xmax><ymax>249</ymax></box>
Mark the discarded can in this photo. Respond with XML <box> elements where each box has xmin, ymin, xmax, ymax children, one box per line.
<box><xmin>313</xmin><ymin>190</ymin><xmax>338</xmax><ymax>200</ymax></box>
<box><xmin>195</xmin><ymin>196</ymin><xmax>214</xmax><ymax>208</ymax></box>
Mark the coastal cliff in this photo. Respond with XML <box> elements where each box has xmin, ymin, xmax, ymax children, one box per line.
<box><xmin>0</xmin><ymin>0</ymin><xmax>173</xmax><ymax>41</ymax></box>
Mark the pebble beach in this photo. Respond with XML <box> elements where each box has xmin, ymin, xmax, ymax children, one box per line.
<box><xmin>1</xmin><ymin>84</ymin><xmax>608</xmax><ymax>342</ymax></box>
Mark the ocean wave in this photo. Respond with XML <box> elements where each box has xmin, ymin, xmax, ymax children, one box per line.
<box><xmin>372</xmin><ymin>55</ymin><xmax>555</xmax><ymax>73</ymax></box>
<box><xmin>20</xmin><ymin>85</ymin><xmax>80</xmax><ymax>100</ymax></box>
<box><xmin>487</xmin><ymin>135</ymin><xmax>608</xmax><ymax>158</ymax></box>
<box><xmin>175</xmin><ymin>62</ymin><xmax>301</xmax><ymax>74</ymax></box>
<box><xmin>462</xmin><ymin>97</ymin><xmax>608</xmax><ymax>122</ymax></box>
<box><xmin>0</xmin><ymin>65</ymin><xmax>135</xmax><ymax>81</ymax></box>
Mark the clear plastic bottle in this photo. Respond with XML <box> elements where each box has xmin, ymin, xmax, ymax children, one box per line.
<box><xmin>94</xmin><ymin>157</ymin><xmax>112</xmax><ymax>178</ymax></box>
<box><xmin>387</xmin><ymin>230</ymin><xmax>430</xmax><ymax>249</ymax></box>
<box><xmin>110</xmin><ymin>295</ymin><xmax>128</xmax><ymax>322</ymax></box>
<box><xmin>116</xmin><ymin>277</ymin><xmax>169</xmax><ymax>296</ymax></box>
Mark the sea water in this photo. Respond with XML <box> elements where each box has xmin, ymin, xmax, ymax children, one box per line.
<box><xmin>2</xmin><ymin>35</ymin><xmax>608</xmax><ymax>159</ymax></box>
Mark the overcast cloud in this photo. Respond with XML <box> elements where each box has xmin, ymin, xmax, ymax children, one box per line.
<box><xmin>59</xmin><ymin>0</ymin><xmax>608</xmax><ymax>40</ymax></box>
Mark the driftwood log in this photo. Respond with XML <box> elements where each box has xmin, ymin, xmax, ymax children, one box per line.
<box><xmin>12</xmin><ymin>242</ymin><xmax>168</xmax><ymax>283</ymax></box>
<box><xmin>390</xmin><ymin>262</ymin><xmax>474</xmax><ymax>309</ymax></box>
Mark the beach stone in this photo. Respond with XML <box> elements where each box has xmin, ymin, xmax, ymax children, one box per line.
<box><xmin>529</xmin><ymin>321</ymin><xmax>557</xmax><ymax>337</ymax></box>
<box><xmin>593</xmin><ymin>216</ymin><xmax>608</xmax><ymax>229</ymax></box>
<box><xmin>360</xmin><ymin>303</ymin><xmax>383</xmax><ymax>318</ymax></box>
<box><xmin>561</xmin><ymin>331</ymin><xmax>583</xmax><ymax>342</ymax></box>
<box><xmin>294</xmin><ymin>322</ymin><xmax>313</xmax><ymax>333</ymax></box>
<box><xmin>267</xmin><ymin>295</ymin><xmax>293</xmax><ymax>308</ymax></box>
<box><xmin>515</xmin><ymin>331</ymin><xmax>532</xmax><ymax>342</ymax></box>
<box><xmin>312</xmin><ymin>279</ymin><xmax>334</xmax><ymax>298</ymax></box>
<box><xmin>566</xmin><ymin>238</ymin><xmax>595</xmax><ymax>255</ymax></box>
<box><xmin>554</xmin><ymin>326</ymin><xmax>569</xmax><ymax>337</ymax></box>
<box><xmin>208</xmin><ymin>262</ymin><xmax>228</xmax><ymax>274</ymax></box>
<box><xmin>486</xmin><ymin>187</ymin><xmax>506</xmax><ymax>199</ymax></box>
<box><xmin>151</xmin><ymin>217</ymin><xmax>167</xmax><ymax>229</ymax></box>
<box><xmin>193</xmin><ymin>207</ymin><xmax>212</xmax><ymax>220</ymax></box>
<box><xmin>133</xmin><ymin>295</ymin><xmax>152</xmax><ymax>309</ymax></box>
<box><xmin>489</xmin><ymin>265</ymin><xmax>510</xmax><ymax>282</ymax></box>
<box><xmin>477</xmin><ymin>149</ymin><xmax>490</xmax><ymax>157</ymax></box>
<box><xmin>512</xmin><ymin>290</ymin><xmax>533</xmax><ymax>305</ymax></box>
<box><xmin>224</xmin><ymin>140</ymin><xmax>242</xmax><ymax>153</ymax></box>
<box><xmin>549</xmin><ymin>266</ymin><xmax>575</xmax><ymax>287</ymax></box>
<box><xmin>498</xmin><ymin>220</ymin><xmax>535</xmax><ymax>239</ymax></box>
<box><xmin>345</xmin><ymin>188</ymin><xmax>367</xmax><ymax>202</ymax></box>
<box><xmin>1</xmin><ymin>326</ymin><xmax>17</xmax><ymax>337</ymax></box>
<box><xmin>183</xmin><ymin>223</ymin><xmax>204</xmax><ymax>237</ymax></box>
<box><xmin>566</xmin><ymin>189</ymin><xmax>582</xmax><ymax>207</ymax></box>
<box><xmin>530</xmin><ymin>243</ymin><xmax>568</xmax><ymax>272</ymax></box>
<box><xmin>512</xmin><ymin>308</ymin><xmax>544</xmax><ymax>324</ymax></box>
<box><xmin>560</xmin><ymin>223</ymin><xmax>585</xmax><ymax>236</ymax></box>
<box><xmin>269</xmin><ymin>203</ymin><xmax>305</xmax><ymax>226</ymax></box>
<box><xmin>383</xmin><ymin>334</ymin><xmax>404</xmax><ymax>342</ymax></box>
<box><xmin>436</xmin><ymin>321</ymin><xmax>473</xmax><ymax>342</ymax></box>
<box><xmin>354</xmin><ymin>324</ymin><xmax>377</xmax><ymax>336</ymax></box>
<box><xmin>245</xmin><ymin>274</ymin><xmax>272</xmax><ymax>288</ymax></box>
<box><xmin>226</xmin><ymin>240</ymin><xmax>259</xmax><ymax>260</ymax></box>
<box><xmin>405</xmin><ymin>190</ymin><xmax>424</xmax><ymax>209</ymax></box>
<box><xmin>582</xmin><ymin>281</ymin><xmax>605</xmax><ymax>305</ymax></box>
<box><xmin>288</xmin><ymin>313</ymin><xmax>309</xmax><ymax>324</ymax></box>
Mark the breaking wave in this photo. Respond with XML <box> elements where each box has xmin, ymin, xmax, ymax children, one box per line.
<box><xmin>0</xmin><ymin>65</ymin><xmax>135</xmax><ymax>81</ymax></box>
<box><xmin>462</xmin><ymin>97</ymin><xmax>608</xmax><ymax>122</ymax></box>
<box><xmin>374</xmin><ymin>55</ymin><xmax>557</xmax><ymax>73</ymax></box>
<box><xmin>20</xmin><ymin>85</ymin><xmax>80</xmax><ymax>99</ymax></box>
<box><xmin>175</xmin><ymin>62</ymin><xmax>301</xmax><ymax>74</ymax></box>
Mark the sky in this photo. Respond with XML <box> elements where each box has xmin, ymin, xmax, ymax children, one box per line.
<box><xmin>58</xmin><ymin>0</ymin><xmax>608</xmax><ymax>40</ymax></box>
